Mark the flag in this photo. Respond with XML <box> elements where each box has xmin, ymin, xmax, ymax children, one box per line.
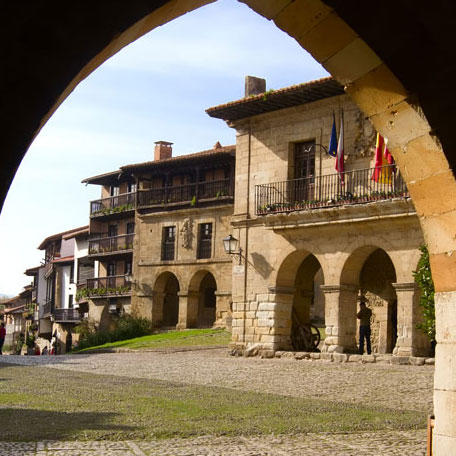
<box><xmin>371</xmin><ymin>133</ymin><xmax>395</xmax><ymax>183</ymax></box>
<box><xmin>335</xmin><ymin>110</ymin><xmax>344</xmax><ymax>183</ymax></box>
<box><xmin>328</xmin><ymin>112</ymin><xmax>337</xmax><ymax>157</ymax></box>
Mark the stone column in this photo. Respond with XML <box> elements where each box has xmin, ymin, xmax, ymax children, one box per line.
<box><xmin>176</xmin><ymin>291</ymin><xmax>199</xmax><ymax>329</ymax></box>
<box><xmin>214</xmin><ymin>291</ymin><xmax>232</xmax><ymax>329</ymax></box>
<box><xmin>434</xmin><ymin>291</ymin><xmax>456</xmax><ymax>453</ymax></box>
<box><xmin>150</xmin><ymin>291</ymin><xmax>165</xmax><ymax>327</ymax></box>
<box><xmin>320</xmin><ymin>285</ymin><xmax>358</xmax><ymax>353</ymax></box>
<box><xmin>255</xmin><ymin>286</ymin><xmax>294</xmax><ymax>351</ymax></box>
<box><xmin>392</xmin><ymin>282</ymin><xmax>429</xmax><ymax>357</ymax></box>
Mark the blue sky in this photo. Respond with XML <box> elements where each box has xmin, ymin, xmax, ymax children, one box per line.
<box><xmin>0</xmin><ymin>0</ymin><xmax>328</xmax><ymax>296</ymax></box>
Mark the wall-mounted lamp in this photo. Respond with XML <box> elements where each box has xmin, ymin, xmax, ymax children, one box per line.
<box><xmin>223</xmin><ymin>234</ymin><xmax>242</xmax><ymax>264</ymax></box>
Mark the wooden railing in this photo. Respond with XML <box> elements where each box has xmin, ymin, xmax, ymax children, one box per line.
<box><xmin>137</xmin><ymin>178</ymin><xmax>233</xmax><ymax>208</ymax></box>
<box><xmin>41</xmin><ymin>301</ymin><xmax>52</xmax><ymax>317</ymax></box>
<box><xmin>88</xmin><ymin>233</ymin><xmax>134</xmax><ymax>255</ymax></box>
<box><xmin>90</xmin><ymin>192</ymin><xmax>136</xmax><ymax>216</ymax></box>
<box><xmin>53</xmin><ymin>308</ymin><xmax>81</xmax><ymax>323</ymax></box>
<box><xmin>76</xmin><ymin>275</ymin><xmax>132</xmax><ymax>301</ymax></box>
<box><xmin>255</xmin><ymin>165</ymin><xmax>408</xmax><ymax>215</ymax></box>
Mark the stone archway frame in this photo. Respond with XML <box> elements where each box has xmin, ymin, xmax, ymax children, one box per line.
<box><xmin>5</xmin><ymin>1</ymin><xmax>455</xmax><ymax>452</ymax></box>
<box><xmin>181</xmin><ymin>269</ymin><xmax>218</xmax><ymax>329</ymax></box>
<box><xmin>263</xmin><ymin>248</ymin><xmax>327</xmax><ymax>351</ymax></box>
<box><xmin>153</xmin><ymin>271</ymin><xmax>181</xmax><ymax>327</ymax></box>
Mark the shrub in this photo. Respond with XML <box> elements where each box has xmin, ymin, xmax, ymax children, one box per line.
<box><xmin>75</xmin><ymin>313</ymin><xmax>154</xmax><ymax>350</ymax></box>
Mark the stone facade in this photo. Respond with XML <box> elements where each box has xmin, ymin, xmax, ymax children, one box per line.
<box><xmin>132</xmin><ymin>205</ymin><xmax>233</xmax><ymax>329</ymax></box>
<box><xmin>209</xmin><ymin>86</ymin><xmax>431</xmax><ymax>357</ymax></box>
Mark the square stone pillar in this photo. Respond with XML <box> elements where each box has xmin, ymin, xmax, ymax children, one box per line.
<box><xmin>150</xmin><ymin>291</ymin><xmax>165</xmax><ymax>327</ymax></box>
<box><xmin>214</xmin><ymin>291</ymin><xmax>232</xmax><ymax>329</ymax></box>
<box><xmin>392</xmin><ymin>282</ymin><xmax>429</xmax><ymax>357</ymax></box>
<box><xmin>176</xmin><ymin>291</ymin><xmax>199</xmax><ymax>329</ymax></box>
<box><xmin>433</xmin><ymin>291</ymin><xmax>456</xmax><ymax>454</ymax></box>
<box><xmin>320</xmin><ymin>284</ymin><xmax>358</xmax><ymax>353</ymax></box>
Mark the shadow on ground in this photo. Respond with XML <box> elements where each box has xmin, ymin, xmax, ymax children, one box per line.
<box><xmin>0</xmin><ymin>408</ymin><xmax>135</xmax><ymax>441</ymax></box>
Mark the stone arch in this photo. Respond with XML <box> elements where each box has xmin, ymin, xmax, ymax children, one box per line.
<box><xmin>3</xmin><ymin>2</ymin><xmax>456</xmax><ymax>451</ymax></box>
<box><xmin>359</xmin><ymin>249</ymin><xmax>398</xmax><ymax>354</ymax></box>
<box><xmin>275</xmin><ymin>249</ymin><xmax>325</xmax><ymax>351</ymax></box>
<box><xmin>188</xmin><ymin>270</ymin><xmax>218</xmax><ymax>328</ymax></box>
<box><xmin>153</xmin><ymin>271</ymin><xmax>180</xmax><ymax>328</ymax></box>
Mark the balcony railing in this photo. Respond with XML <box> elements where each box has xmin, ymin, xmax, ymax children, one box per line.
<box><xmin>137</xmin><ymin>178</ymin><xmax>233</xmax><ymax>208</ymax></box>
<box><xmin>88</xmin><ymin>233</ymin><xmax>134</xmax><ymax>255</ymax></box>
<box><xmin>53</xmin><ymin>308</ymin><xmax>81</xmax><ymax>323</ymax></box>
<box><xmin>90</xmin><ymin>192</ymin><xmax>136</xmax><ymax>216</ymax></box>
<box><xmin>41</xmin><ymin>301</ymin><xmax>52</xmax><ymax>317</ymax></box>
<box><xmin>255</xmin><ymin>165</ymin><xmax>408</xmax><ymax>215</ymax></box>
<box><xmin>77</xmin><ymin>275</ymin><xmax>132</xmax><ymax>301</ymax></box>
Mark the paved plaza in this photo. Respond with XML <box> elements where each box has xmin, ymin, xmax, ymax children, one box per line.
<box><xmin>0</xmin><ymin>348</ymin><xmax>434</xmax><ymax>455</ymax></box>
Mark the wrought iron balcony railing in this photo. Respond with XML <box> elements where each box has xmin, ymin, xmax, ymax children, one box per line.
<box><xmin>255</xmin><ymin>165</ymin><xmax>408</xmax><ymax>215</ymax></box>
<box><xmin>53</xmin><ymin>308</ymin><xmax>81</xmax><ymax>323</ymax></box>
<box><xmin>88</xmin><ymin>233</ymin><xmax>134</xmax><ymax>255</ymax></box>
<box><xmin>90</xmin><ymin>192</ymin><xmax>136</xmax><ymax>216</ymax></box>
<box><xmin>137</xmin><ymin>178</ymin><xmax>233</xmax><ymax>208</ymax></box>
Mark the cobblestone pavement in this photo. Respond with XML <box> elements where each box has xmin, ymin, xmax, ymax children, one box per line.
<box><xmin>0</xmin><ymin>349</ymin><xmax>434</xmax><ymax>455</ymax></box>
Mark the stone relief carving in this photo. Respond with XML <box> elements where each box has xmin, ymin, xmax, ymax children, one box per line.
<box><xmin>180</xmin><ymin>218</ymin><xmax>193</xmax><ymax>249</ymax></box>
<box><xmin>353</xmin><ymin>111</ymin><xmax>377</xmax><ymax>157</ymax></box>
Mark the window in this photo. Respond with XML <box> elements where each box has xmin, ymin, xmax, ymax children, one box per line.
<box><xmin>128</xmin><ymin>182</ymin><xmax>137</xmax><ymax>193</ymax></box>
<box><xmin>294</xmin><ymin>141</ymin><xmax>315</xmax><ymax>180</ymax></box>
<box><xmin>162</xmin><ymin>226</ymin><xmax>176</xmax><ymax>261</ymax></box>
<box><xmin>125</xmin><ymin>261</ymin><xmax>132</xmax><ymax>275</ymax></box>
<box><xmin>110</xmin><ymin>186</ymin><xmax>120</xmax><ymax>197</ymax></box>
<box><xmin>293</xmin><ymin>141</ymin><xmax>316</xmax><ymax>202</ymax></box>
<box><xmin>197</xmin><ymin>223</ymin><xmax>212</xmax><ymax>259</ymax></box>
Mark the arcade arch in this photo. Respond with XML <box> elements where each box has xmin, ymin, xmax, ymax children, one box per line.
<box><xmin>153</xmin><ymin>272</ymin><xmax>180</xmax><ymax>328</ymax></box>
<box><xmin>4</xmin><ymin>1</ymin><xmax>456</xmax><ymax>452</ymax></box>
<box><xmin>275</xmin><ymin>250</ymin><xmax>325</xmax><ymax>351</ymax></box>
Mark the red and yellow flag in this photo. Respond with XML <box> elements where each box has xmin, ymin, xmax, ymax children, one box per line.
<box><xmin>371</xmin><ymin>133</ymin><xmax>395</xmax><ymax>183</ymax></box>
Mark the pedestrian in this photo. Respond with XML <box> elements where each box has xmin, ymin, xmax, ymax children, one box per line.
<box><xmin>357</xmin><ymin>301</ymin><xmax>372</xmax><ymax>355</ymax></box>
<box><xmin>0</xmin><ymin>321</ymin><xmax>5</xmax><ymax>355</ymax></box>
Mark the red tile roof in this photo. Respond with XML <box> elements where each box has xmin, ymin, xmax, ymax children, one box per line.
<box><xmin>206</xmin><ymin>77</ymin><xmax>344</xmax><ymax>122</ymax></box>
<box><xmin>120</xmin><ymin>145</ymin><xmax>235</xmax><ymax>172</ymax></box>
<box><xmin>37</xmin><ymin>225</ymin><xmax>89</xmax><ymax>250</ymax></box>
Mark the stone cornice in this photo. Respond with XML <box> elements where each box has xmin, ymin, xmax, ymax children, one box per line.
<box><xmin>138</xmin><ymin>258</ymin><xmax>232</xmax><ymax>267</ymax></box>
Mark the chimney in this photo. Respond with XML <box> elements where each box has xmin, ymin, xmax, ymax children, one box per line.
<box><xmin>245</xmin><ymin>75</ymin><xmax>266</xmax><ymax>97</ymax></box>
<box><xmin>154</xmin><ymin>141</ymin><xmax>173</xmax><ymax>161</ymax></box>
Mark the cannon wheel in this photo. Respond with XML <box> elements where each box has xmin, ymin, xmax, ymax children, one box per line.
<box><xmin>291</xmin><ymin>323</ymin><xmax>321</xmax><ymax>352</ymax></box>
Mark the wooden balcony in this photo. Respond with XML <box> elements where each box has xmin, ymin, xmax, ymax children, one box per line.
<box><xmin>255</xmin><ymin>165</ymin><xmax>408</xmax><ymax>215</ymax></box>
<box><xmin>88</xmin><ymin>233</ymin><xmax>134</xmax><ymax>259</ymax></box>
<box><xmin>90</xmin><ymin>192</ymin><xmax>136</xmax><ymax>218</ymax></box>
<box><xmin>77</xmin><ymin>275</ymin><xmax>132</xmax><ymax>301</ymax></box>
<box><xmin>41</xmin><ymin>301</ymin><xmax>52</xmax><ymax>318</ymax></box>
<box><xmin>137</xmin><ymin>178</ymin><xmax>234</xmax><ymax>211</ymax></box>
<box><xmin>53</xmin><ymin>308</ymin><xmax>81</xmax><ymax>323</ymax></box>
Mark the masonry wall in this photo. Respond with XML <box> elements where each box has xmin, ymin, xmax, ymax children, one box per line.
<box><xmin>229</xmin><ymin>94</ymin><xmax>429</xmax><ymax>355</ymax></box>
<box><xmin>131</xmin><ymin>205</ymin><xmax>233</xmax><ymax>329</ymax></box>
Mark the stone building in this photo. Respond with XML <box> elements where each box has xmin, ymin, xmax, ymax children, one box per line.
<box><xmin>83</xmin><ymin>142</ymin><xmax>235</xmax><ymax>330</ymax></box>
<box><xmin>207</xmin><ymin>76</ymin><xmax>430</xmax><ymax>357</ymax></box>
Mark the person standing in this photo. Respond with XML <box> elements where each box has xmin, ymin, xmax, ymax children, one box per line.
<box><xmin>0</xmin><ymin>322</ymin><xmax>6</xmax><ymax>355</ymax></box>
<box><xmin>357</xmin><ymin>301</ymin><xmax>372</xmax><ymax>355</ymax></box>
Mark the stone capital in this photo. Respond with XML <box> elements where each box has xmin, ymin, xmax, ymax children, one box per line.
<box><xmin>268</xmin><ymin>286</ymin><xmax>296</xmax><ymax>295</ymax></box>
<box><xmin>320</xmin><ymin>284</ymin><xmax>358</xmax><ymax>294</ymax></box>
<box><xmin>392</xmin><ymin>282</ymin><xmax>419</xmax><ymax>292</ymax></box>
